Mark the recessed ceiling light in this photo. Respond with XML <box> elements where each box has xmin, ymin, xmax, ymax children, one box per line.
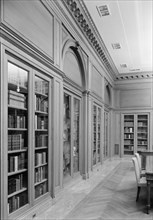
<box><xmin>96</xmin><ymin>5</ymin><xmax>110</xmax><ymax>17</ymax></box>
<box><xmin>112</xmin><ymin>43</ymin><xmax>121</xmax><ymax>49</ymax></box>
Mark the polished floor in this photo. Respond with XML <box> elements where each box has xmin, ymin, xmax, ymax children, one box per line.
<box><xmin>36</xmin><ymin>157</ymin><xmax>153</xmax><ymax>220</ymax></box>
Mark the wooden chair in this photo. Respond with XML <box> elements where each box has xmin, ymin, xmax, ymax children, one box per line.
<box><xmin>132</xmin><ymin>157</ymin><xmax>147</xmax><ymax>201</ymax></box>
<box><xmin>135</xmin><ymin>153</ymin><xmax>146</xmax><ymax>177</ymax></box>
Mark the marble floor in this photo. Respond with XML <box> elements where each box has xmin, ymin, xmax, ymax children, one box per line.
<box><xmin>35</xmin><ymin>157</ymin><xmax>153</xmax><ymax>220</ymax></box>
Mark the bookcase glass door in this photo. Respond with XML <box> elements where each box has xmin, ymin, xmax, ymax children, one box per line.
<box><xmin>73</xmin><ymin>98</ymin><xmax>80</xmax><ymax>173</ymax></box>
<box><xmin>137</xmin><ymin>114</ymin><xmax>148</xmax><ymax>152</ymax></box>
<box><xmin>124</xmin><ymin>115</ymin><xmax>134</xmax><ymax>155</ymax></box>
<box><xmin>97</xmin><ymin>108</ymin><xmax>101</xmax><ymax>163</ymax></box>
<box><xmin>34</xmin><ymin>75</ymin><xmax>49</xmax><ymax>199</ymax></box>
<box><xmin>93</xmin><ymin>105</ymin><xmax>101</xmax><ymax>166</ymax></box>
<box><xmin>63</xmin><ymin>93</ymin><xmax>80</xmax><ymax>177</ymax></box>
<box><xmin>104</xmin><ymin>111</ymin><xmax>109</xmax><ymax>158</ymax></box>
<box><xmin>63</xmin><ymin>94</ymin><xmax>71</xmax><ymax>177</ymax></box>
<box><xmin>8</xmin><ymin>62</ymin><xmax>28</xmax><ymax>214</ymax></box>
<box><xmin>93</xmin><ymin>105</ymin><xmax>97</xmax><ymax>165</ymax></box>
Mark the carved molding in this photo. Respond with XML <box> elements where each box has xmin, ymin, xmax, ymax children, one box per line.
<box><xmin>115</xmin><ymin>72</ymin><xmax>153</xmax><ymax>81</ymax></box>
<box><xmin>61</xmin><ymin>0</ymin><xmax>118</xmax><ymax>79</ymax></box>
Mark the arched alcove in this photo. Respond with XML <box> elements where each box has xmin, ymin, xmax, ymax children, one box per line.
<box><xmin>63</xmin><ymin>48</ymin><xmax>83</xmax><ymax>87</ymax></box>
<box><xmin>62</xmin><ymin>39</ymin><xmax>86</xmax><ymax>90</ymax></box>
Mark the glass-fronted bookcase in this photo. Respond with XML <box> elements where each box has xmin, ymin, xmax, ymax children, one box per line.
<box><xmin>3</xmin><ymin>56</ymin><xmax>52</xmax><ymax>219</ymax></box>
<box><xmin>92</xmin><ymin>104</ymin><xmax>102</xmax><ymax>166</ymax></box>
<box><xmin>63</xmin><ymin>93</ymin><xmax>80</xmax><ymax>178</ymax></box>
<box><xmin>123</xmin><ymin>113</ymin><xmax>149</xmax><ymax>155</ymax></box>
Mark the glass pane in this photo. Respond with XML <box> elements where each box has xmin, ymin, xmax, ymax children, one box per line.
<box><xmin>34</xmin><ymin>75</ymin><xmax>48</xmax><ymax>199</ymax></box>
<box><xmin>8</xmin><ymin>62</ymin><xmax>28</xmax><ymax>214</ymax></box>
<box><xmin>73</xmin><ymin>98</ymin><xmax>80</xmax><ymax>173</ymax></box>
<box><xmin>63</xmin><ymin>94</ymin><xmax>71</xmax><ymax>177</ymax></box>
<box><xmin>137</xmin><ymin>115</ymin><xmax>148</xmax><ymax>151</ymax></box>
<box><xmin>97</xmin><ymin>108</ymin><xmax>101</xmax><ymax>163</ymax></box>
<box><xmin>104</xmin><ymin>112</ymin><xmax>108</xmax><ymax>158</ymax></box>
<box><xmin>93</xmin><ymin>105</ymin><xmax>97</xmax><ymax>165</ymax></box>
<box><xmin>124</xmin><ymin>115</ymin><xmax>134</xmax><ymax>155</ymax></box>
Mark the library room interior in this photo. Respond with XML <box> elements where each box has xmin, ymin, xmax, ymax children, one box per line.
<box><xmin>0</xmin><ymin>0</ymin><xmax>153</xmax><ymax>219</ymax></box>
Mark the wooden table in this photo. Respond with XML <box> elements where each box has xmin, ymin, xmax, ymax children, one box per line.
<box><xmin>138</xmin><ymin>151</ymin><xmax>153</xmax><ymax>169</ymax></box>
<box><xmin>145</xmin><ymin>156</ymin><xmax>153</xmax><ymax>214</ymax></box>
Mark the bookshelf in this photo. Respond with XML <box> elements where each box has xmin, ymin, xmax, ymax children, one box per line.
<box><xmin>104</xmin><ymin>111</ymin><xmax>108</xmax><ymax>159</ymax></box>
<box><xmin>137</xmin><ymin>114</ymin><xmax>148</xmax><ymax>152</ymax></box>
<box><xmin>123</xmin><ymin>113</ymin><xmax>149</xmax><ymax>155</ymax></box>
<box><xmin>34</xmin><ymin>76</ymin><xmax>48</xmax><ymax>199</ymax></box>
<box><xmin>73</xmin><ymin>98</ymin><xmax>80</xmax><ymax>173</ymax></box>
<box><xmin>6</xmin><ymin>59</ymin><xmax>51</xmax><ymax>219</ymax></box>
<box><xmin>63</xmin><ymin>94</ymin><xmax>71</xmax><ymax>176</ymax></box>
<box><xmin>7</xmin><ymin>62</ymin><xmax>28</xmax><ymax>214</ymax></box>
<box><xmin>92</xmin><ymin>104</ymin><xmax>101</xmax><ymax>166</ymax></box>
<box><xmin>63</xmin><ymin>94</ymin><xmax>80</xmax><ymax>176</ymax></box>
<box><xmin>124</xmin><ymin>115</ymin><xmax>134</xmax><ymax>155</ymax></box>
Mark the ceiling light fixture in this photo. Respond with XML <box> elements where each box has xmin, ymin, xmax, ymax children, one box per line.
<box><xmin>112</xmin><ymin>43</ymin><xmax>121</xmax><ymax>49</ymax></box>
<box><xmin>96</xmin><ymin>5</ymin><xmax>110</xmax><ymax>17</ymax></box>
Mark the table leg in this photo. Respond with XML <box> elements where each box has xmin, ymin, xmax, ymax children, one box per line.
<box><xmin>146</xmin><ymin>181</ymin><xmax>150</xmax><ymax>214</ymax></box>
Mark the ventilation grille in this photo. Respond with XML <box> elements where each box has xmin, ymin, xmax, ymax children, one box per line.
<box><xmin>97</xmin><ymin>5</ymin><xmax>110</xmax><ymax>17</ymax></box>
<box><xmin>120</xmin><ymin>64</ymin><xmax>127</xmax><ymax>68</ymax></box>
<box><xmin>112</xmin><ymin>43</ymin><xmax>121</xmax><ymax>49</ymax></box>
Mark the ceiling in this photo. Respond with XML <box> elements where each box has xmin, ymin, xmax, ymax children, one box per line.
<box><xmin>84</xmin><ymin>0</ymin><xmax>153</xmax><ymax>76</ymax></box>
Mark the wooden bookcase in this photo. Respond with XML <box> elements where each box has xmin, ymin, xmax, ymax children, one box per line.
<box><xmin>63</xmin><ymin>93</ymin><xmax>81</xmax><ymax>177</ymax></box>
<box><xmin>123</xmin><ymin>113</ymin><xmax>149</xmax><ymax>155</ymax></box>
<box><xmin>2</xmin><ymin>56</ymin><xmax>52</xmax><ymax>219</ymax></box>
<box><xmin>92</xmin><ymin>104</ymin><xmax>102</xmax><ymax>166</ymax></box>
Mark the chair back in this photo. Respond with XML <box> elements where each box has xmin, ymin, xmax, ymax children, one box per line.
<box><xmin>135</xmin><ymin>153</ymin><xmax>141</xmax><ymax>171</ymax></box>
<box><xmin>132</xmin><ymin>157</ymin><xmax>141</xmax><ymax>184</ymax></box>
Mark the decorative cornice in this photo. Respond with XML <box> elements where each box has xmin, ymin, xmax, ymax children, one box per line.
<box><xmin>61</xmin><ymin>0</ymin><xmax>118</xmax><ymax>79</ymax></box>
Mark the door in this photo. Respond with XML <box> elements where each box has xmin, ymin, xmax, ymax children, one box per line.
<box><xmin>63</xmin><ymin>93</ymin><xmax>80</xmax><ymax>178</ymax></box>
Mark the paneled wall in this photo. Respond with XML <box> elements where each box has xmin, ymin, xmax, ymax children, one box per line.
<box><xmin>91</xmin><ymin>65</ymin><xmax>103</xmax><ymax>98</ymax></box>
<box><xmin>115</xmin><ymin>81</ymin><xmax>152</xmax><ymax>109</ymax></box>
<box><xmin>3</xmin><ymin>0</ymin><xmax>54</xmax><ymax>58</ymax></box>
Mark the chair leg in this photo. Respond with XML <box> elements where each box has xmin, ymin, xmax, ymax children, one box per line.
<box><xmin>136</xmin><ymin>186</ymin><xmax>141</xmax><ymax>202</ymax></box>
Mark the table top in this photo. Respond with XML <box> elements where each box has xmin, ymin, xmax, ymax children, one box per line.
<box><xmin>146</xmin><ymin>156</ymin><xmax>153</xmax><ymax>174</ymax></box>
<box><xmin>139</xmin><ymin>151</ymin><xmax>153</xmax><ymax>156</ymax></box>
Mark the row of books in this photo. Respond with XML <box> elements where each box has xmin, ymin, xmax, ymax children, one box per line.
<box><xmin>124</xmin><ymin>140</ymin><xmax>134</xmax><ymax>145</ymax></box>
<box><xmin>8</xmin><ymin>174</ymin><xmax>25</xmax><ymax>195</ymax></box>
<box><xmin>8</xmin><ymin>115</ymin><xmax>26</xmax><ymax>128</ymax></box>
<box><xmin>8</xmin><ymin>153</ymin><xmax>26</xmax><ymax>173</ymax></box>
<box><xmin>35</xmin><ymin>182</ymin><xmax>47</xmax><ymax>199</ymax></box>
<box><xmin>124</xmin><ymin>127</ymin><xmax>133</xmax><ymax>133</ymax></box>
<box><xmin>8</xmin><ymin>192</ymin><xmax>27</xmax><ymax>214</ymax></box>
<box><xmin>137</xmin><ymin>128</ymin><xmax>148</xmax><ymax>133</ymax></box>
<box><xmin>138</xmin><ymin>122</ymin><xmax>147</xmax><ymax>127</ymax></box>
<box><xmin>124</xmin><ymin>122</ymin><xmax>134</xmax><ymax>127</ymax></box>
<box><xmin>35</xmin><ymin>134</ymin><xmax>48</xmax><ymax>148</ymax></box>
<box><xmin>8</xmin><ymin>134</ymin><xmax>24</xmax><ymax>151</ymax></box>
<box><xmin>35</xmin><ymin>115</ymin><xmax>48</xmax><ymax>129</ymax></box>
<box><xmin>35</xmin><ymin>166</ymin><xmax>47</xmax><ymax>183</ymax></box>
<box><xmin>124</xmin><ymin>134</ymin><xmax>134</xmax><ymax>139</ymax></box>
<box><xmin>8</xmin><ymin>90</ymin><xmax>26</xmax><ymax>108</ymax></box>
<box><xmin>35</xmin><ymin>152</ymin><xmax>47</xmax><ymax>166</ymax></box>
<box><xmin>35</xmin><ymin>95</ymin><xmax>48</xmax><ymax>113</ymax></box>
<box><xmin>138</xmin><ymin>141</ymin><xmax>147</xmax><ymax>145</ymax></box>
<box><xmin>35</xmin><ymin>80</ymin><xmax>48</xmax><ymax>95</ymax></box>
